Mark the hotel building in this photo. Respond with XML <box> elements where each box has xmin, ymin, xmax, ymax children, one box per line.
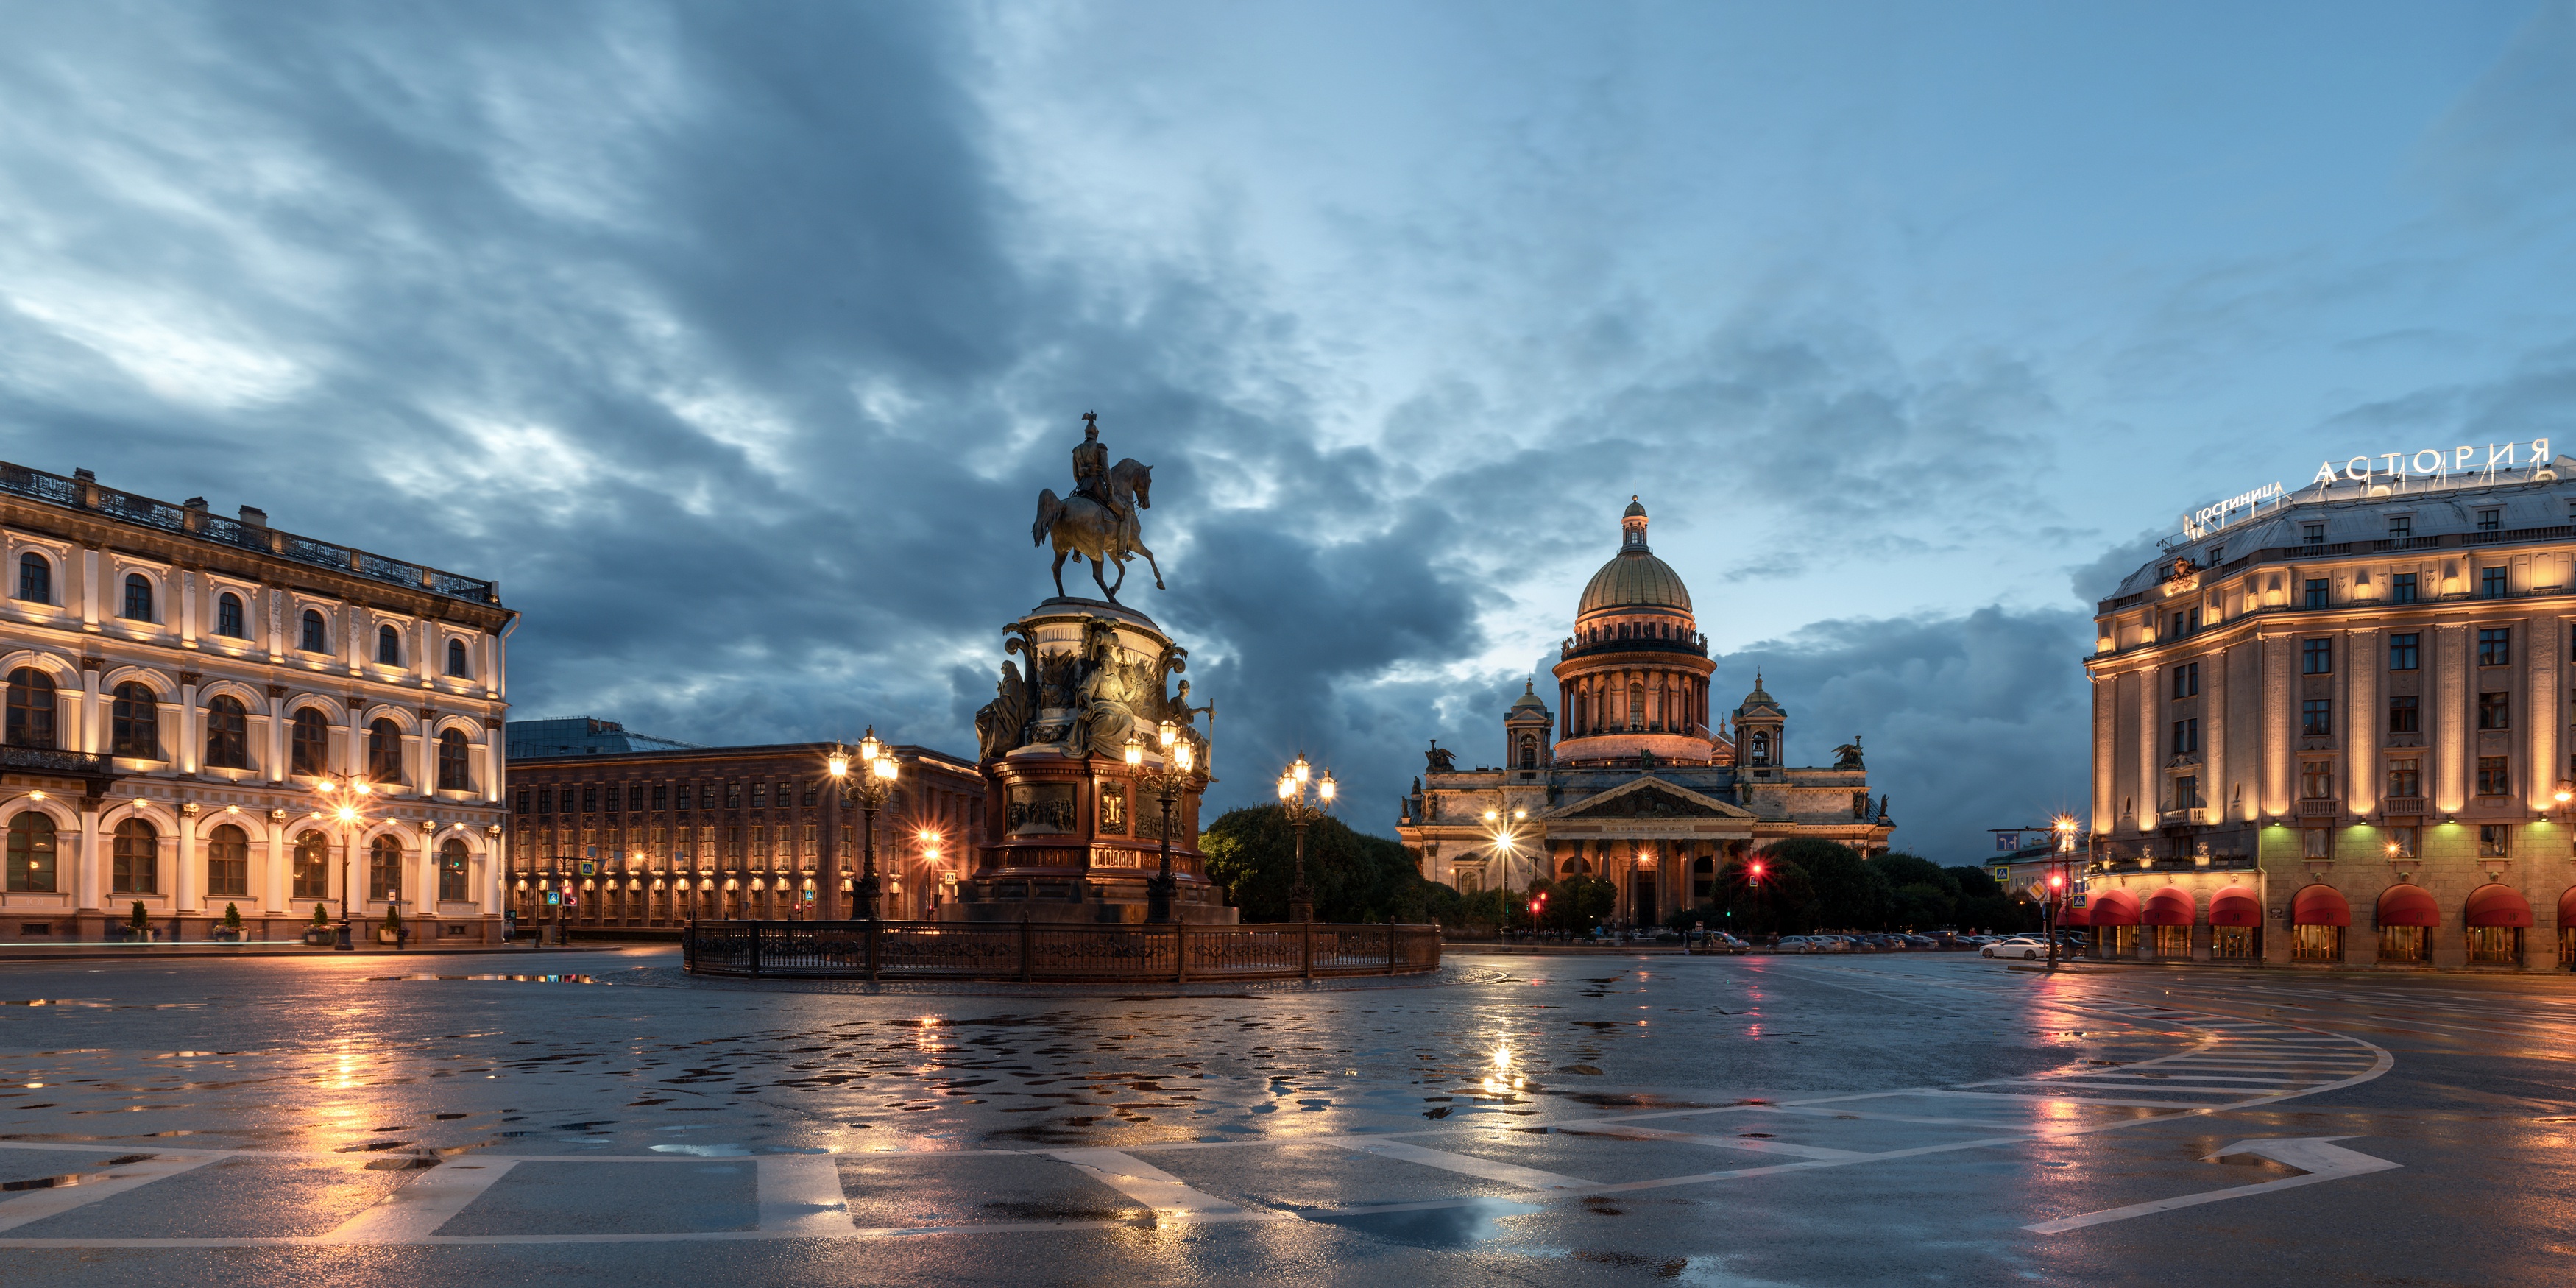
<box><xmin>2085</xmin><ymin>450</ymin><xmax>2576</xmax><ymax>968</ymax></box>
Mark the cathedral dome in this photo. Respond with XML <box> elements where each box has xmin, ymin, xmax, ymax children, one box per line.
<box><xmin>1577</xmin><ymin>497</ymin><xmax>1693</xmax><ymax>619</ymax></box>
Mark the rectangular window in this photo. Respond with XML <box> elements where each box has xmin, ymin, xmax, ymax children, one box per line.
<box><xmin>2387</xmin><ymin>759</ymin><xmax>2420</xmax><ymax>799</ymax></box>
<box><xmin>2302</xmin><ymin>640</ymin><xmax>2332</xmax><ymax>673</ymax></box>
<box><xmin>537</xmin><ymin>788</ymin><xmax>552</xmax><ymax>814</ymax></box>
<box><xmin>582</xmin><ymin>785</ymin><xmax>598</xmax><ymax>812</ymax></box>
<box><xmin>2477</xmin><ymin>508</ymin><xmax>2502</xmax><ymax>531</ymax></box>
<box><xmin>802</xmin><ymin>783</ymin><xmax>818</xmax><ymax>807</ymax></box>
<box><xmin>2303</xmin><ymin>522</ymin><xmax>2326</xmax><ymax>543</ymax></box>
<box><xmin>2392</xmin><ymin>573</ymin><xmax>2418</xmax><ymax>604</ymax></box>
<box><xmin>2300</xmin><ymin>760</ymin><xmax>2333</xmax><ymax>799</ymax></box>
<box><xmin>2173</xmin><ymin>775</ymin><xmax>2201</xmax><ymax>809</ymax></box>
<box><xmin>751</xmin><ymin>782</ymin><xmax>768</xmax><ymax>808</ymax></box>
<box><xmin>2172</xmin><ymin>662</ymin><xmax>2198</xmax><ymax>698</ymax></box>
<box><xmin>2302</xmin><ymin>827</ymin><xmax>2331</xmax><ymax>858</ymax></box>
<box><xmin>701</xmin><ymin>785</ymin><xmax>717</xmax><ymax>810</ymax></box>
<box><xmin>2482</xmin><ymin>566</ymin><xmax>2507</xmax><ymax>598</ymax></box>
<box><xmin>2479</xmin><ymin>627</ymin><xmax>2510</xmax><ymax>666</ymax></box>
<box><xmin>2301</xmin><ymin>698</ymin><xmax>2332</xmax><ymax>736</ymax></box>
<box><xmin>652</xmin><ymin>784</ymin><xmax>668</xmax><ymax>810</ymax></box>
<box><xmin>2477</xmin><ymin>756</ymin><xmax>2510</xmax><ymax>796</ymax></box>
<box><xmin>2388</xmin><ymin>632</ymin><xmax>2418</xmax><ymax>670</ymax></box>
<box><xmin>2388</xmin><ymin>826</ymin><xmax>2417</xmax><ymax>858</ymax></box>
<box><xmin>2388</xmin><ymin>516</ymin><xmax>2411</xmax><ymax>538</ymax></box>
<box><xmin>2479</xmin><ymin>824</ymin><xmax>2509</xmax><ymax>858</ymax></box>
<box><xmin>514</xmin><ymin>790</ymin><xmax>529</xmax><ymax>815</ymax></box>
<box><xmin>2388</xmin><ymin>695</ymin><xmax>2418</xmax><ymax>733</ymax></box>
<box><xmin>2479</xmin><ymin>690</ymin><xmax>2510</xmax><ymax>730</ymax></box>
<box><xmin>2170</xmin><ymin>718</ymin><xmax>2199</xmax><ymax>755</ymax></box>
<box><xmin>2304</xmin><ymin>578</ymin><xmax>2328</xmax><ymax>608</ymax></box>
<box><xmin>2207</xmin><ymin>545</ymin><xmax>2224</xmax><ymax>565</ymax></box>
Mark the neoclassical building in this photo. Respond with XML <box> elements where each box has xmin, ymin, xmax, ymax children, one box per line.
<box><xmin>2087</xmin><ymin>450</ymin><xmax>2576</xmax><ymax>969</ymax></box>
<box><xmin>1398</xmin><ymin>498</ymin><xmax>1893</xmax><ymax>926</ymax></box>
<box><xmin>0</xmin><ymin>461</ymin><xmax>513</xmax><ymax>943</ymax></box>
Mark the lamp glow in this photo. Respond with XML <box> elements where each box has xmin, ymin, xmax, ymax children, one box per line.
<box><xmin>1158</xmin><ymin>719</ymin><xmax>1177</xmax><ymax>749</ymax></box>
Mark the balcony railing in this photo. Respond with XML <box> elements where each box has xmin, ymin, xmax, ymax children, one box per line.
<box><xmin>2382</xmin><ymin>796</ymin><xmax>2426</xmax><ymax>816</ymax></box>
<box><xmin>0</xmin><ymin>745</ymin><xmax>119</xmax><ymax>778</ymax></box>
<box><xmin>0</xmin><ymin>460</ymin><xmax>499</xmax><ymax>605</ymax></box>
<box><xmin>1560</xmin><ymin>632</ymin><xmax>1709</xmax><ymax>660</ymax></box>
<box><xmin>2298</xmin><ymin>798</ymin><xmax>2340</xmax><ymax>817</ymax></box>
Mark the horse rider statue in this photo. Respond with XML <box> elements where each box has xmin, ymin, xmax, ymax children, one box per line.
<box><xmin>1034</xmin><ymin>411</ymin><xmax>1166</xmax><ymax>604</ymax></box>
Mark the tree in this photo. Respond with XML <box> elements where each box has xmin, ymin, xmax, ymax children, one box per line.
<box><xmin>1716</xmin><ymin>854</ymin><xmax>1817</xmax><ymax>936</ymax></box>
<box><xmin>1200</xmin><ymin>807</ymin><xmax>1430</xmax><ymax>923</ymax></box>
<box><xmin>1766</xmin><ymin>838</ymin><xmax>1889</xmax><ymax>930</ymax></box>
<box><xmin>1946</xmin><ymin>865</ymin><xmax>2040</xmax><ymax>933</ymax></box>
<box><xmin>1525</xmin><ymin>875</ymin><xmax>1617</xmax><ymax>933</ymax></box>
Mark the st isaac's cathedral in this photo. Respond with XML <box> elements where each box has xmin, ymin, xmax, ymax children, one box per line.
<box><xmin>1396</xmin><ymin>498</ymin><xmax>1894</xmax><ymax>927</ymax></box>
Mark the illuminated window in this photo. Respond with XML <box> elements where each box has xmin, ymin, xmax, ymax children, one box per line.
<box><xmin>6</xmin><ymin>813</ymin><xmax>55</xmax><ymax>892</ymax></box>
<box><xmin>439</xmin><ymin>838</ymin><xmax>469</xmax><ymax>902</ymax></box>
<box><xmin>293</xmin><ymin>830</ymin><xmax>329</xmax><ymax>899</ymax></box>
<box><xmin>113</xmin><ymin>818</ymin><xmax>159</xmax><ymax>895</ymax></box>
<box><xmin>205</xmin><ymin>824</ymin><xmax>249</xmax><ymax>897</ymax></box>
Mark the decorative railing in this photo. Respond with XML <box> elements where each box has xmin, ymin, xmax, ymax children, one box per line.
<box><xmin>684</xmin><ymin>919</ymin><xmax>1443</xmax><ymax>982</ymax></box>
<box><xmin>0</xmin><ymin>460</ymin><xmax>499</xmax><ymax>605</ymax></box>
<box><xmin>0</xmin><ymin>745</ymin><xmax>118</xmax><ymax>776</ymax></box>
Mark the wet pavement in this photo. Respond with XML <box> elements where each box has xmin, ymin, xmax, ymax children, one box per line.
<box><xmin>0</xmin><ymin>948</ymin><xmax>2566</xmax><ymax>1285</ymax></box>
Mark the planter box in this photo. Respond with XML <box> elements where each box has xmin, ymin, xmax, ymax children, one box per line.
<box><xmin>210</xmin><ymin>928</ymin><xmax>247</xmax><ymax>943</ymax></box>
<box><xmin>302</xmin><ymin>928</ymin><xmax>335</xmax><ymax>946</ymax></box>
<box><xmin>377</xmin><ymin>927</ymin><xmax>408</xmax><ymax>945</ymax></box>
<box><xmin>113</xmin><ymin>928</ymin><xmax>160</xmax><ymax>943</ymax></box>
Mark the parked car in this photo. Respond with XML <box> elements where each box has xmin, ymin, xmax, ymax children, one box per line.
<box><xmin>1981</xmin><ymin>938</ymin><xmax>2049</xmax><ymax>960</ymax></box>
<box><xmin>1688</xmin><ymin>931</ymin><xmax>1750</xmax><ymax>955</ymax></box>
<box><xmin>1902</xmin><ymin>934</ymin><xmax>1939</xmax><ymax>949</ymax></box>
<box><xmin>1772</xmin><ymin>935</ymin><xmax>1818</xmax><ymax>953</ymax></box>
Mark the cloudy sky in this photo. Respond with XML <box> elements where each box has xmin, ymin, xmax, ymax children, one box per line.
<box><xmin>6</xmin><ymin>2</ymin><xmax>2573</xmax><ymax>862</ymax></box>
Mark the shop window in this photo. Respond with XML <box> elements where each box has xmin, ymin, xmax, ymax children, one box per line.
<box><xmin>2212</xmin><ymin>927</ymin><xmax>2258</xmax><ymax>960</ymax></box>
<box><xmin>293</xmin><ymin>830</ymin><xmax>330</xmax><ymax>899</ymax></box>
<box><xmin>439</xmin><ymin>838</ymin><xmax>469</xmax><ymax>902</ymax></box>
<box><xmin>2379</xmin><ymin>926</ymin><xmax>2427</xmax><ymax>963</ymax></box>
<box><xmin>2151</xmin><ymin>926</ymin><xmax>2193</xmax><ymax>958</ymax></box>
<box><xmin>2465</xmin><ymin>925</ymin><xmax>2522</xmax><ymax>965</ymax></box>
<box><xmin>2291</xmin><ymin>924</ymin><xmax>2343</xmax><ymax>961</ymax></box>
<box><xmin>368</xmin><ymin>835</ymin><xmax>403</xmax><ymax>902</ymax></box>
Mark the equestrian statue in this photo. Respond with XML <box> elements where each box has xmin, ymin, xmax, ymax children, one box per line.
<box><xmin>1033</xmin><ymin>411</ymin><xmax>1164</xmax><ymax>604</ymax></box>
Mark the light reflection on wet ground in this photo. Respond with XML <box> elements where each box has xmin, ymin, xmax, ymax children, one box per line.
<box><xmin>3</xmin><ymin>948</ymin><xmax>2557</xmax><ymax>1286</ymax></box>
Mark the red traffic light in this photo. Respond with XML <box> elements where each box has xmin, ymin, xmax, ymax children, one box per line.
<box><xmin>1749</xmin><ymin>861</ymin><xmax>1765</xmax><ymax>876</ymax></box>
<box><xmin>2048</xmin><ymin>873</ymin><xmax>2064</xmax><ymax>889</ymax></box>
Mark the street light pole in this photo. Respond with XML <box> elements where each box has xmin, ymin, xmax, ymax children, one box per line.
<box><xmin>2047</xmin><ymin>814</ymin><xmax>2079</xmax><ymax>973</ymax></box>
<box><xmin>1128</xmin><ymin>721</ymin><xmax>1204</xmax><ymax>923</ymax></box>
<box><xmin>826</xmin><ymin>728</ymin><xmax>900</xmax><ymax>921</ymax></box>
<box><xmin>1482</xmin><ymin>806</ymin><xmax>1526</xmax><ymax>939</ymax></box>
<box><xmin>1275</xmin><ymin>752</ymin><xmax>1334</xmax><ymax>922</ymax></box>
<box><xmin>310</xmin><ymin>773</ymin><xmax>375</xmax><ymax>952</ymax></box>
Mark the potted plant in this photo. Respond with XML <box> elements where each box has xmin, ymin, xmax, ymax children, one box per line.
<box><xmin>303</xmin><ymin>903</ymin><xmax>333</xmax><ymax>946</ymax></box>
<box><xmin>379</xmin><ymin>905</ymin><xmax>405</xmax><ymax>946</ymax></box>
<box><xmin>120</xmin><ymin>901</ymin><xmax>156</xmax><ymax>943</ymax></box>
<box><xmin>210</xmin><ymin>903</ymin><xmax>247</xmax><ymax>943</ymax></box>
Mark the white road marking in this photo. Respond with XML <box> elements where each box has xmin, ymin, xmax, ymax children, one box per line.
<box><xmin>1323</xmin><ymin>1138</ymin><xmax>1599</xmax><ymax>1191</ymax></box>
<box><xmin>0</xmin><ymin>1153</ymin><xmax>220</xmax><ymax>1234</ymax></box>
<box><xmin>755</xmin><ymin>1155</ymin><xmax>855</xmax><ymax>1237</ymax></box>
<box><xmin>1573</xmin><ymin>1125</ymin><xmax>1869</xmax><ymax>1161</ymax></box>
<box><xmin>1044</xmin><ymin>1149</ymin><xmax>1268</xmax><ymax>1222</ymax></box>
<box><xmin>325</xmin><ymin>1160</ymin><xmax>521</xmax><ymax>1243</ymax></box>
<box><xmin>2025</xmin><ymin>1136</ymin><xmax>2402</xmax><ymax>1234</ymax></box>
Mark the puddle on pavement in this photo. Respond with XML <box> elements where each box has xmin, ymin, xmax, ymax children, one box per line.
<box><xmin>1305</xmin><ymin>1197</ymin><xmax>1540</xmax><ymax>1248</ymax></box>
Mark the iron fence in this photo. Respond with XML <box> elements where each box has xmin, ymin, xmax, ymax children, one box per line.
<box><xmin>684</xmin><ymin>919</ymin><xmax>1441</xmax><ymax>982</ymax></box>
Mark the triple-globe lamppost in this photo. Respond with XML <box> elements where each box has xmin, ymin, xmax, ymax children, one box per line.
<box><xmin>1275</xmin><ymin>753</ymin><xmax>1334</xmax><ymax>923</ymax></box>
<box><xmin>825</xmin><ymin>728</ymin><xmax>900</xmax><ymax>921</ymax></box>
<box><xmin>1125</xmin><ymin>720</ymin><xmax>1203</xmax><ymax>923</ymax></box>
<box><xmin>308</xmin><ymin>772</ymin><xmax>378</xmax><ymax>952</ymax></box>
<box><xmin>1482</xmin><ymin>807</ymin><xmax>1525</xmax><ymax>933</ymax></box>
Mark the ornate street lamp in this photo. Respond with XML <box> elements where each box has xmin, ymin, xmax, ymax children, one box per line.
<box><xmin>1127</xmin><ymin>720</ymin><xmax>1206</xmax><ymax>923</ymax></box>
<box><xmin>308</xmin><ymin>772</ymin><xmax>377</xmax><ymax>952</ymax></box>
<box><xmin>2047</xmin><ymin>813</ymin><xmax>2081</xmax><ymax>972</ymax></box>
<box><xmin>1482</xmin><ymin>806</ymin><xmax>1525</xmax><ymax>933</ymax></box>
<box><xmin>1275</xmin><ymin>752</ymin><xmax>1334</xmax><ymax>922</ymax></box>
<box><xmin>825</xmin><ymin>728</ymin><xmax>900</xmax><ymax>921</ymax></box>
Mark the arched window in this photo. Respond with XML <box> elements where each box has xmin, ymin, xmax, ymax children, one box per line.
<box><xmin>436</xmin><ymin>729</ymin><xmax>471</xmax><ymax>790</ymax></box>
<box><xmin>439</xmin><ymin>837</ymin><xmax>469</xmax><ymax>902</ymax></box>
<box><xmin>216</xmin><ymin>592</ymin><xmax>245</xmax><ymax>638</ymax></box>
<box><xmin>205</xmin><ymin>823</ymin><xmax>250</xmax><ymax>897</ymax></box>
<box><xmin>112</xmin><ymin>682</ymin><xmax>160</xmax><ymax>759</ymax></box>
<box><xmin>368</xmin><ymin>718</ymin><xmax>404</xmax><ymax>783</ymax></box>
<box><xmin>112</xmin><ymin>818</ymin><xmax>158</xmax><ymax>894</ymax></box>
<box><xmin>6</xmin><ymin>668</ymin><xmax>55</xmax><ymax>749</ymax></box>
<box><xmin>446</xmin><ymin>638</ymin><xmax>470</xmax><ymax>678</ymax></box>
<box><xmin>292</xmin><ymin>829</ymin><xmax>330</xmax><ymax>899</ymax></box>
<box><xmin>7</xmin><ymin>813</ymin><xmax>55</xmax><ymax>892</ymax></box>
<box><xmin>203</xmin><ymin>694</ymin><xmax>250</xmax><ymax>769</ymax></box>
<box><xmin>300</xmin><ymin>609</ymin><xmax>328</xmax><ymax>653</ymax></box>
<box><xmin>15</xmin><ymin>553</ymin><xmax>49</xmax><ymax>604</ymax></box>
<box><xmin>368</xmin><ymin>834</ymin><xmax>403</xmax><ymax>902</ymax></box>
<box><xmin>1627</xmin><ymin>683</ymin><xmax>1645</xmax><ymax>732</ymax></box>
<box><xmin>291</xmin><ymin>708</ymin><xmax>331</xmax><ymax>776</ymax></box>
<box><xmin>376</xmin><ymin>624</ymin><xmax>402</xmax><ymax>666</ymax></box>
<box><xmin>122</xmin><ymin>573</ymin><xmax>154</xmax><ymax>621</ymax></box>
<box><xmin>1749</xmin><ymin>731</ymin><xmax>1772</xmax><ymax>766</ymax></box>
<box><xmin>1518</xmin><ymin>734</ymin><xmax>1538</xmax><ymax>770</ymax></box>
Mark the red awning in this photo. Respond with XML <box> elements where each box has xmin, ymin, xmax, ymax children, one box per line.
<box><xmin>2560</xmin><ymin>887</ymin><xmax>2576</xmax><ymax>928</ymax></box>
<box><xmin>2375</xmin><ymin>884</ymin><xmax>2438</xmax><ymax>929</ymax></box>
<box><xmin>2464</xmin><ymin>884</ymin><xmax>2534</xmax><ymax>929</ymax></box>
<box><xmin>2059</xmin><ymin>903</ymin><xmax>2090</xmax><ymax>927</ymax></box>
<box><xmin>2142</xmin><ymin>887</ymin><xmax>2195</xmax><ymax>926</ymax></box>
<box><xmin>2209</xmin><ymin>886</ymin><xmax>2261</xmax><ymax>927</ymax></box>
<box><xmin>2088</xmin><ymin>888</ymin><xmax>2141</xmax><ymax>927</ymax></box>
<box><xmin>2291</xmin><ymin>884</ymin><xmax>2351</xmax><ymax>927</ymax></box>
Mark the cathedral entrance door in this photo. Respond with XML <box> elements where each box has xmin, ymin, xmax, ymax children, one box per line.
<box><xmin>1632</xmin><ymin>874</ymin><xmax>1658</xmax><ymax>929</ymax></box>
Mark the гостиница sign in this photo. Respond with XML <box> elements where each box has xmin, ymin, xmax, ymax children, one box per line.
<box><xmin>2179</xmin><ymin>438</ymin><xmax>2555</xmax><ymax>541</ymax></box>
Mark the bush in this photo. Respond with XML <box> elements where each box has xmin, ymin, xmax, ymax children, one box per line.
<box><xmin>311</xmin><ymin>902</ymin><xmax>330</xmax><ymax>926</ymax></box>
<box><xmin>221</xmin><ymin>903</ymin><xmax>242</xmax><ymax>930</ymax></box>
<box><xmin>127</xmin><ymin>900</ymin><xmax>148</xmax><ymax>930</ymax></box>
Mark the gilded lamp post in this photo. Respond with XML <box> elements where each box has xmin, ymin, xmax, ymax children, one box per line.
<box><xmin>308</xmin><ymin>772</ymin><xmax>377</xmax><ymax>952</ymax></box>
<box><xmin>1275</xmin><ymin>753</ymin><xmax>1334</xmax><ymax>923</ymax></box>
<box><xmin>1125</xmin><ymin>719</ymin><xmax>1203</xmax><ymax>923</ymax></box>
<box><xmin>826</xmin><ymin>729</ymin><xmax>899</xmax><ymax>921</ymax></box>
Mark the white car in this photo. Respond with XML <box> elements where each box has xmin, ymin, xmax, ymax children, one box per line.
<box><xmin>1981</xmin><ymin>938</ymin><xmax>2048</xmax><ymax>960</ymax></box>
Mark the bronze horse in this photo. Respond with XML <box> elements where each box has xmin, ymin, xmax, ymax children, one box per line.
<box><xmin>1033</xmin><ymin>458</ymin><xmax>1164</xmax><ymax>604</ymax></box>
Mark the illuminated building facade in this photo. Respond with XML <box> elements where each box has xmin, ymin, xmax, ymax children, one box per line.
<box><xmin>1397</xmin><ymin>498</ymin><xmax>1893</xmax><ymax>927</ymax></box>
<box><xmin>504</xmin><ymin>726</ymin><xmax>984</xmax><ymax>927</ymax></box>
<box><xmin>2086</xmin><ymin>445</ymin><xmax>2576</xmax><ymax>968</ymax></box>
<box><xmin>0</xmin><ymin>461</ymin><xmax>512</xmax><ymax>943</ymax></box>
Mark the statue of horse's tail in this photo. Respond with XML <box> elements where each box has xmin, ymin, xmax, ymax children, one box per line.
<box><xmin>1033</xmin><ymin>489</ymin><xmax>1062</xmax><ymax>546</ymax></box>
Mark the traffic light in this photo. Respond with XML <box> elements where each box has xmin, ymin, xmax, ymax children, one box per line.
<box><xmin>1749</xmin><ymin>860</ymin><xmax>1765</xmax><ymax>887</ymax></box>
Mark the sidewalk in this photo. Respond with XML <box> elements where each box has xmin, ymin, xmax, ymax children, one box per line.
<box><xmin>0</xmin><ymin>941</ymin><xmax>638</xmax><ymax>964</ymax></box>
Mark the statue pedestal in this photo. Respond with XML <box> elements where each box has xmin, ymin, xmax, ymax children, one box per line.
<box><xmin>951</xmin><ymin>598</ymin><xmax>1235</xmax><ymax>925</ymax></box>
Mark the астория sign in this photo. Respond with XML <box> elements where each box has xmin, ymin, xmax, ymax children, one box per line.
<box><xmin>2182</xmin><ymin>439</ymin><xmax>2556</xmax><ymax>542</ymax></box>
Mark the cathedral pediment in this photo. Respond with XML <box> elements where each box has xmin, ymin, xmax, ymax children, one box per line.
<box><xmin>1552</xmin><ymin>777</ymin><xmax>1752</xmax><ymax>821</ymax></box>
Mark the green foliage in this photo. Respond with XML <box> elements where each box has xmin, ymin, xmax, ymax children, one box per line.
<box><xmin>1524</xmin><ymin>874</ymin><xmax>1617</xmax><ymax>933</ymax></box>
<box><xmin>221</xmin><ymin>903</ymin><xmax>242</xmax><ymax>929</ymax></box>
<box><xmin>1716</xmin><ymin>854</ymin><xmax>1817</xmax><ymax>935</ymax></box>
<box><xmin>1766</xmin><ymin>838</ymin><xmax>1888</xmax><ymax>930</ymax></box>
<box><xmin>382</xmin><ymin>904</ymin><xmax>403</xmax><ymax>931</ymax></box>
<box><xmin>311</xmin><ymin>902</ymin><xmax>331</xmax><ymax>926</ymax></box>
<box><xmin>127</xmin><ymin>900</ymin><xmax>147</xmax><ymax>930</ymax></box>
<box><xmin>1200</xmin><ymin>807</ymin><xmax>1429</xmax><ymax>923</ymax></box>
<box><xmin>1947</xmin><ymin>866</ymin><xmax>2005</xmax><ymax>898</ymax></box>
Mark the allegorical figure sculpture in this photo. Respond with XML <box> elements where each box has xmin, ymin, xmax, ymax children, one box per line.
<box><xmin>1832</xmin><ymin>735</ymin><xmax>1865</xmax><ymax>771</ymax></box>
<box><xmin>1033</xmin><ymin>411</ymin><xmax>1165</xmax><ymax>604</ymax></box>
